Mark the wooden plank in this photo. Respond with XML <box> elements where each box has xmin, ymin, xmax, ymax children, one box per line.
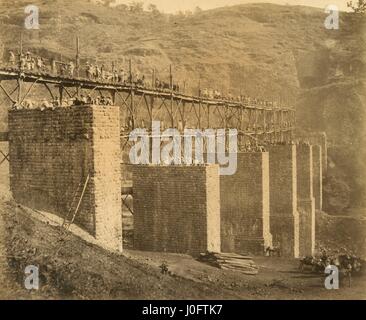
<box><xmin>0</xmin><ymin>150</ymin><xmax>9</xmax><ymax>165</ymax></box>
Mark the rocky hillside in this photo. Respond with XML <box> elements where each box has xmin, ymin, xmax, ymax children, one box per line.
<box><xmin>0</xmin><ymin>0</ymin><xmax>365</xmax><ymax>208</ymax></box>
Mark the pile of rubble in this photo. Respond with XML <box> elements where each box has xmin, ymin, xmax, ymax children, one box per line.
<box><xmin>199</xmin><ymin>252</ymin><xmax>259</xmax><ymax>275</ymax></box>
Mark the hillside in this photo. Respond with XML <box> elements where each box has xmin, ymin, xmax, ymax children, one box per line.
<box><xmin>0</xmin><ymin>0</ymin><xmax>365</xmax><ymax>208</ymax></box>
<box><xmin>1</xmin><ymin>196</ymin><xmax>365</xmax><ymax>300</ymax></box>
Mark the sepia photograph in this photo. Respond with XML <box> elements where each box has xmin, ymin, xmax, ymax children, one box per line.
<box><xmin>0</xmin><ymin>0</ymin><xmax>365</xmax><ymax>304</ymax></box>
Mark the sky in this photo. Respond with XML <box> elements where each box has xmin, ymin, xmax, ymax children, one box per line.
<box><xmin>114</xmin><ymin>0</ymin><xmax>351</xmax><ymax>13</ymax></box>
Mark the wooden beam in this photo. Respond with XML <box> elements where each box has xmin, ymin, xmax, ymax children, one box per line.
<box><xmin>20</xmin><ymin>79</ymin><xmax>39</xmax><ymax>104</ymax></box>
<box><xmin>43</xmin><ymin>83</ymin><xmax>55</xmax><ymax>100</ymax></box>
<box><xmin>0</xmin><ymin>84</ymin><xmax>19</xmax><ymax>106</ymax></box>
<box><xmin>0</xmin><ymin>82</ymin><xmax>17</xmax><ymax>104</ymax></box>
<box><xmin>0</xmin><ymin>150</ymin><xmax>9</xmax><ymax>165</ymax></box>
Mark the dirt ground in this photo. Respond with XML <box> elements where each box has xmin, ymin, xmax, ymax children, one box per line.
<box><xmin>0</xmin><ymin>198</ymin><xmax>365</xmax><ymax>300</ymax></box>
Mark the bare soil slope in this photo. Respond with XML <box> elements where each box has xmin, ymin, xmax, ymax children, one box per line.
<box><xmin>0</xmin><ymin>198</ymin><xmax>365</xmax><ymax>300</ymax></box>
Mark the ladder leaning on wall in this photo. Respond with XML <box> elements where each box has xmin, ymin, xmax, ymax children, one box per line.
<box><xmin>62</xmin><ymin>174</ymin><xmax>90</xmax><ymax>231</ymax></box>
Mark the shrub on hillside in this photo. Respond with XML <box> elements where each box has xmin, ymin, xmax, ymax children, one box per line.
<box><xmin>323</xmin><ymin>176</ymin><xmax>351</xmax><ymax>214</ymax></box>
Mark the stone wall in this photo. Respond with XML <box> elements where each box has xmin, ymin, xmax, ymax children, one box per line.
<box><xmin>220</xmin><ymin>152</ymin><xmax>272</xmax><ymax>255</ymax></box>
<box><xmin>8</xmin><ymin>105</ymin><xmax>122</xmax><ymax>252</ymax></box>
<box><xmin>132</xmin><ymin>165</ymin><xmax>221</xmax><ymax>256</ymax></box>
<box><xmin>268</xmin><ymin>145</ymin><xmax>299</xmax><ymax>258</ymax></box>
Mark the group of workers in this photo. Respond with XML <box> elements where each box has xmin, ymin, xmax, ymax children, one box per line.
<box><xmin>201</xmin><ymin>88</ymin><xmax>279</xmax><ymax>107</ymax></box>
<box><xmin>9</xmin><ymin>50</ymin><xmax>46</xmax><ymax>72</ymax></box>
<box><xmin>12</xmin><ymin>94</ymin><xmax>114</xmax><ymax>111</ymax></box>
<box><xmin>8</xmin><ymin>50</ymin><xmax>76</xmax><ymax>76</ymax></box>
<box><xmin>7</xmin><ymin>50</ymin><xmax>178</xmax><ymax>90</ymax></box>
<box><xmin>5</xmin><ymin>49</ymin><xmax>287</xmax><ymax>107</ymax></box>
<box><xmin>86</xmin><ymin>62</ymin><xmax>126</xmax><ymax>83</ymax></box>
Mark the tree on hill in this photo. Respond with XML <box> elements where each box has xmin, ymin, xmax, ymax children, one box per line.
<box><xmin>147</xmin><ymin>3</ymin><xmax>159</xmax><ymax>13</ymax></box>
<box><xmin>129</xmin><ymin>1</ymin><xmax>144</xmax><ymax>13</ymax></box>
<box><xmin>147</xmin><ymin>3</ymin><xmax>161</xmax><ymax>16</ymax></box>
<box><xmin>347</xmin><ymin>0</ymin><xmax>366</xmax><ymax>13</ymax></box>
<box><xmin>194</xmin><ymin>6</ymin><xmax>203</xmax><ymax>14</ymax></box>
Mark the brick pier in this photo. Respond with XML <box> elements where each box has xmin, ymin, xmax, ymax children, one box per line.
<box><xmin>132</xmin><ymin>165</ymin><xmax>221</xmax><ymax>256</ymax></box>
<box><xmin>8</xmin><ymin>105</ymin><xmax>123</xmax><ymax>252</ymax></box>
<box><xmin>220</xmin><ymin>152</ymin><xmax>272</xmax><ymax>255</ymax></box>
<box><xmin>296</xmin><ymin>144</ymin><xmax>315</xmax><ymax>257</ymax></box>
<box><xmin>312</xmin><ymin>145</ymin><xmax>323</xmax><ymax>211</ymax></box>
<box><xmin>268</xmin><ymin>145</ymin><xmax>299</xmax><ymax>258</ymax></box>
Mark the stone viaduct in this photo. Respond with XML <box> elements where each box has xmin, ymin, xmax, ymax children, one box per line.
<box><xmin>6</xmin><ymin>104</ymin><xmax>325</xmax><ymax>257</ymax></box>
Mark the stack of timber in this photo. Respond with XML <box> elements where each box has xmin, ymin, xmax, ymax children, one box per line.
<box><xmin>199</xmin><ymin>252</ymin><xmax>259</xmax><ymax>275</ymax></box>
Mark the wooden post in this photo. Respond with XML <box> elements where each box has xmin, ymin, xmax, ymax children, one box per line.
<box><xmin>149</xmin><ymin>96</ymin><xmax>154</xmax><ymax>127</ymax></box>
<box><xmin>169</xmin><ymin>64</ymin><xmax>173</xmax><ymax>91</ymax></box>
<box><xmin>129</xmin><ymin>59</ymin><xmax>132</xmax><ymax>85</ymax></box>
<box><xmin>254</xmin><ymin>109</ymin><xmax>259</xmax><ymax>141</ymax></box>
<box><xmin>19</xmin><ymin>33</ymin><xmax>23</xmax><ymax>70</ymax></box>
<box><xmin>17</xmin><ymin>79</ymin><xmax>22</xmax><ymax>104</ymax></box>
<box><xmin>207</xmin><ymin>103</ymin><xmax>210</xmax><ymax>128</ymax></box>
<box><xmin>170</xmin><ymin>96</ymin><xmax>174</xmax><ymax>128</ymax></box>
<box><xmin>198</xmin><ymin>101</ymin><xmax>201</xmax><ymax>129</ymax></box>
<box><xmin>129</xmin><ymin>58</ymin><xmax>134</xmax><ymax>126</ymax></box>
<box><xmin>198</xmin><ymin>77</ymin><xmax>201</xmax><ymax>97</ymax></box>
<box><xmin>59</xmin><ymin>86</ymin><xmax>63</xmax><ymax>105</ymax></box>
<box><xmin>130</xmin><ymin>90</ymin><xmax>135</xmax><ymax>129</ymax></box>
<box><xmin>169</xmin><ymin>65</ymin><xmax>174</xmax><ymax>126</ymax></box>
<box><xmin>20</xmin><ymin>33</ymin><xmax>23</xmax><ymax>55</ymax></box>
<box><xmin>111</xmin><ymin>90</ymin><xmax>116</xmax><ymax>105</ymax></box>
<box><xmin>76</xmin><ymin>37</ymin><xmax>80</xmax><ymax>78</ymax></box>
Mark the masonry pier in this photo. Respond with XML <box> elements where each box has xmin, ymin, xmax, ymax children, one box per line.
<box><xmin>8</xmin><ymin>105</ymin><xmax>123</xmax><ymax>252</ymax></box>
<box><xmin>296</xmin><ymin>144</ymin><xmax>315</xmax><ymax>257</ymax></box>
<box><xmin>312</xmin><ymin>144</ymin><xmax>323</xmax><ymax>211</ymax></box>
<box><xmin>268</xmin><ymin>145</ymin><xmax>299</xmax><ymax>258</ymax></box>
<box><xmin>132</xmin><ymin>164</ymin><xmax>221</xmax><ymax>256</ymax></box>
<box><xmin>220</xmin><ymin>152</ymin><xmax>272</xmax><ymax>256</ymax></box>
